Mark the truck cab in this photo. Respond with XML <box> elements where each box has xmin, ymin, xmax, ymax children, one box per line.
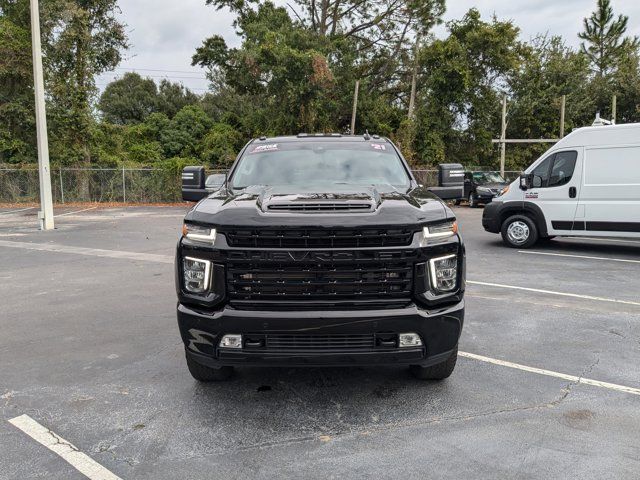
<box><xmin>176</xmin><ymin>135</ymin><xmax>465</xmax><ymax>382</ymax></box>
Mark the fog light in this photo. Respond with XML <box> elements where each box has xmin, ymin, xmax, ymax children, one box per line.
<box><xmin>429</xmin><ymin>254</ymin><xmax>458</xmax><ymax>293</ymax></box>
<box><xmin>219</xmin><ymin>334</ymin><xmax>243</xmax><ymax>349</ymax></box>
<box><xmin>399</xmin><ymin>333</ymin><xmax>422</xmax><ymax>348</ymax></box>
<box><xmin>183</xmin><ymin>257</ymin><xmax>211</xmax><ymax>293</ymax></box>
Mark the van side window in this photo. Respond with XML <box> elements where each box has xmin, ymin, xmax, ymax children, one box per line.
<box><xmin>548</xmin><ymin>151</ymin><xmax>578</xmax><ymax>188</ymax></box>
<box><xmin>532</xmin><ymin>156</ymin><xmax>553</xmax><ymax>188</ymax></box>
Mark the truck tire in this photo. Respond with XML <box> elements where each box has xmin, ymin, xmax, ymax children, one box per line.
<box><xmin>468</xmin><ymin>192</ymin><xmax>478</xmax><ymax>208</ymax></box>
<box><xmin>410</xmin><ymin>347</ymin><xmax>457</xmax><ymax>380</ymax></box>
<box><xmin>186</xmin><ymin>354</ymin><xmax>234</xmax><ymax>382</ymax></box>
<box><xmin>501</xmin><ymin>214</ymin><xmax>538</xmax><ymax>248</ymax></box>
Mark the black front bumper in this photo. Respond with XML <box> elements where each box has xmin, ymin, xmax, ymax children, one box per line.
<box><xmin>482</xmin><ymin>201</ymin><xmax>503</xmax><ymax>233</ymax></box>
<box><xmin>178</xmin><ymin>301</ymin><xmax>464</xmax><ymax>368</ymax></box>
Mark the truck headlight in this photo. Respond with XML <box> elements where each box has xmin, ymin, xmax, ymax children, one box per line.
<box><xmin>422</xmin><ymin>221</ymin><xmax>458</xmax><ymax>245</ymax></box>
<box><xmin>182</xmin><ymin>223</ymin><xmax>216</xmax><ymax>244</ymax></box>
<box><xmin>183</xmin><ymin>257</ymin><xmax>211</xmax><ymax>293</ymax></box>
<box><xmin>429</xmin><ymin>254</ymin><xmax>458</xmax><ymax>293</ymax></box>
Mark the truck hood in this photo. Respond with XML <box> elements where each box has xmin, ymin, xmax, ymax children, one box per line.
<box><xmin>185</xmin><ymin>184</ymin><xmax>451</xmax><ymax>228</ymax></box>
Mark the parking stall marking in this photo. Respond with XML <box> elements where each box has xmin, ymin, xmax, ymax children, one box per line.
<box><xmin>0</xmin><ymin>240</ymin><xmax>173</xmax><ymax>264</ymax></box>
<box><xmin>460</xmin><ymin>351</ymin><xmax>640</xmax><ymax>397</ymax></box>
<box><xmin>8</xmin><ymin>414</ymin><xmax>122</xmax><ymax>480</ymax></box>
<box><xmin>54</xmin><ymin>206</ymin><xmax>99</xmax><ymax>217</ymax></box>
<box><xmin>467</xmin><ymin>280</ymin><xmax>640</xmax><ymax>307</ymax></box>
<box><xmin>518</xmin><ymin>250</ymin><xmax>640</xmax><ymax>265</ymax></box>
<box><xmin>0</xmin><ymin>207</ymin><xmax>36</xmax><ymax>215</ymax></box>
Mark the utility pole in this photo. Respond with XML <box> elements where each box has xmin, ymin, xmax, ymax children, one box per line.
<box><xmin>350</xmin><ymin>80</ymin><xmax>360</xmax><ymax>135</ymax></box>
<box><xmin>560</xmin><ymin>95</ymin><xmax>566</xmax><ymax>138</ymax></box>
<box><xmin>499</xmin><ymin>95</ymin><xmax>507</xmax><ymax>178</ymax></box>
<box><xmin>612</xmin><ymin>95</ymin><xmax>617</xmax><ymax>124</ymax></box>
<box><xmin>408</xmin><ymin>34</ymin><xmax>421</xmax><ymax>120</ymax></box>
<box><xmin>30</xmin><ymin>0</ymin><xmax>55</xmax><ymax>230</ymax></box>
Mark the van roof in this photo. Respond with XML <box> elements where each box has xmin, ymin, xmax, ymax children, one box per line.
<box><xmin>556</xmin><ymin>122</ymin><xmax>640</xmax><ymax>149</ymax></box>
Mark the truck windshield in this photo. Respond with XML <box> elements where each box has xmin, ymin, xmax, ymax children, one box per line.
<box><xmin>230</xmin><ymin>141</ymin><xmax>411</xmax><ymax>189</ymax></box>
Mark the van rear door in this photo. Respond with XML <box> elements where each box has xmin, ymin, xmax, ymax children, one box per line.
<box><xmin>577</xmin><ymin>145</ymin><xmax>640</xmax><ymax>237</ymax></box>
<box><xmin>526</xmin><ymin>150</ymin><xmax>582</xmax><ymax>235</ymax></box>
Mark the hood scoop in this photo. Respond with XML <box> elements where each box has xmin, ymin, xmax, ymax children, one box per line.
<box><xmin>267</xmin><ymin>202</ymin><xmax>373</xmax><ymax>213</ymax></box>
<box><xmin>260</xmin><ymin>190</ymin><xmax>379</xmax><ymax>214</ymax></box>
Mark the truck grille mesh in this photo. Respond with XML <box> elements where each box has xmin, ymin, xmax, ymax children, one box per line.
<box><xmin>226</xmin><ymin>250</ymin><xmax>416</xmax><ymax>302</ymax></box>
<box><xmin>264</xmin><ymin>334</ymin><xmax>376</xmax><ymax>350</ymax></box>
<box><xmin>222</xmin><ymin>227</ymin><xmax>415</xmax><ymax>248</ymax></box>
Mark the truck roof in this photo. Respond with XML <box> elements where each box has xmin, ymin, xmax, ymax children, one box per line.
<box><xmin>557</xmin><ymin>122</ymin><xmax>640</xmax><ymax>149</ymax></box>
<box><xmin>251</xmin><ymin>134</ymin><xmax>390</xmax><ymax>143</ymax></box>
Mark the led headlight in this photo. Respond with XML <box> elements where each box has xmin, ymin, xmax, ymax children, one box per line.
<box><xmin>422</xmin><ymin>220</ymin><xmax>458</xmax><ymax>245</ymax></box>
<box><xmin>476</xmin><ymin>187</ymin><xmax>491</xmax><ymax>194</ymax></box>
<box><xmin>182</xmin><ymin>223</ymin><xmax>216</xmax><ymax>244</ymax></box>
<box><xmin>183</xmin><ymin>257</ymin><xmax>211</xmax><ymax>293</ymax></box>
<box><xmin>429</xmin><ymin>254</ymin><xmax>458</xmax><ymax>293</ymax></box>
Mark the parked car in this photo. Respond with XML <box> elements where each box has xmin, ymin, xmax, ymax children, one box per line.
<box><xmin>461</xmin><ymin>171</ymin><xmax>509</xmax><ymax>208</ymax></box>
<box><xmin>483</xmin><ymin>122</ymin><xmax>640</xmax><ymax>248</ymax></box>
<box><xmin>177</xmin><ymin>134</ymin><xmax>465</xmax><ymax>382</ymax></box>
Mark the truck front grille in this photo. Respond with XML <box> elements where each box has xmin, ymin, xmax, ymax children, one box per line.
<box><xmin>226</xmin><ymin>250</ymin><xmax>416</xmax><ymax>302</ymax></box>
<box><xmin>265</xmin><ymin>334</ymin><xmax>375</xmax><ymax>350</ymax></box>
<box><xmin>222</xmin><ymin>227</ymin><xmax>415</xmax><ymax>248</ymax></box>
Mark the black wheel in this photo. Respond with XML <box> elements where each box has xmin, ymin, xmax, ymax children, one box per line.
<box><xmin>186</xmin><ymin>353</ymin><xmax>234</xmax><ymax>382</ymax></box>
<box><xmin>501</xmin><ymin>214</ymin><xmax>539</xmax><ymax>249</ymax></box>
<box><xmin>468</xmin><ymin>192</ymin><xmax>478</xmax><ymax>208</ymax></box>
<box><xmin>410</xmin><ymin>347</ymin><xmax>458</xmax><ymax>380</ymax></box>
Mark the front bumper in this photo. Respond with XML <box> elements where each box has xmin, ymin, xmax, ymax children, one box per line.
<box><xmin>178</xmin><ymin>300</ymin><xmax>464</xmax><ymax>368</ymax></box>
<box><xmin>482</xmin><ymin>201</ymin><xmax>503</xmax><ymax>233</ymax></box>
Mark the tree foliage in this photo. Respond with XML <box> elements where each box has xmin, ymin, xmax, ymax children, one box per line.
<box><xmin>1</xmin><ymin>0</ymin><xmax>640</xmax><ymax>174</ymax></box>
<box><xmin>579</xmin><ymin>0</ymin><xmax>639</xmax><ymax>77</ymax></box>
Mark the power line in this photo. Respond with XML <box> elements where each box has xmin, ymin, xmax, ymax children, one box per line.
<box><xmin>113</xmin><ymin>67</ymin><xmax>206</xmax><ymax>75</ymax></box>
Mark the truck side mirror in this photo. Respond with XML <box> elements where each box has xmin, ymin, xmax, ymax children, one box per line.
<box><xmin>519</xmin><ymin>174</ymin><xmax>532</xmax><ymax>191</ymax></box>
<box><xmin>182</xmin><ymin>166</ymin><xmax>208</xmax><ymax>202</ymax></box>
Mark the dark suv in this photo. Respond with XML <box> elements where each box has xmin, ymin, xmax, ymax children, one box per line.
<box><xmin>176</xmin><ymin>135</ymin><xmax>465</xmax><ymax>381</ymax></box>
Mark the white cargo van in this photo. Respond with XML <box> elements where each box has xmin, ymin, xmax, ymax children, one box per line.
<box><xmin>482</xmin><ymin>123</ymin><xmax>640</xmax><ymax>248</ymax></box>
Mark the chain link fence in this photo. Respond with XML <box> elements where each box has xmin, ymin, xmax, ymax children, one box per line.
<box><xmin>0</xmin><ymin>167</ymin><xmax>521</xmax><ymax>204</ymax></box>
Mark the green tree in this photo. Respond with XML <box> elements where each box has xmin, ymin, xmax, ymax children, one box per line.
<box><xmin>98</xmin><ymin>72</ymin><xmax>158</xmax><ymax>125</ymax></box>
<box><xmin>579</xmin><ymin>0</ymin><xmax>639</xmax><ymax>77</ymax></box>
<box><xmin>46</xmin><ymin>0</ymin><xmax>129</xmax><ymax>167</ymax></box>
<box><xmin>156</xmin><ymin>80</ymin><xmax>200</xmax><ymax>118</ymax></box>
<box><xmin>415</xmin><ymin>9</ymin><xmax>526</xmax><ymax>166</ymax></box>
<box><xmin>159</xmin><ymin>105</ymin><xmax>212</xmax><ymax>157</ymax></box>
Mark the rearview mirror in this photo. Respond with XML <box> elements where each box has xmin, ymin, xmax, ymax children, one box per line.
<box><xmin>519</xmin><ymin>174</ymin><xmax>532</xmax><ymax>191</ymax></box>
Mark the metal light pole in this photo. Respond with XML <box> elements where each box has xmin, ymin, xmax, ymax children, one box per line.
<box><xmin>30</xmin><ymin>0</ymin><xmax>55</xmax><ymax>230</ymax></box>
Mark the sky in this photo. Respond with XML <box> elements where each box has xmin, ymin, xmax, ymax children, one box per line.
<box><xmin>96</xmin><ymin>0</ymin><xmax>640</xmax><ymax>94</ymax></box>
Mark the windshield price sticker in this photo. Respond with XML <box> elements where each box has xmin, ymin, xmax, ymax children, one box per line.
<box><xmin>251</xmin><ymin>144</ymin><xmax>279</xmax><ymax>154</ymax></box>
<box><xmin>371</xmin><ymin>143</ymin><xmax>386</xmax><ymax>150</ymax></box>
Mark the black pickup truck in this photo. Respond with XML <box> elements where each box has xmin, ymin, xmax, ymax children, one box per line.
<box><xmin>176</xmin><ymin>135</ymin><xmax>465</xmax><ymax>382</ymax></box>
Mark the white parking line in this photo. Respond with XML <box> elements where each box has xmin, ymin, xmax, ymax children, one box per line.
<box><xmin>518</xmin><ymin>250</ymin><xmax>640</xmax><ymax>265</ymax></box>
<box><xmin>468</xmin><ymin>280</ymin><xmax>640</xmax><ymax>307</ymax></box>
<box><xmin>574</xmin><ymin>236</ymin><xmax>640</xmax><ymax>245</ymax></box>
<box><xmin>0</xmin><ymin>207</ymin><xmax>36</xmax><ymax>215</ymax></box>
<box><xmin>8</xmin><ymin>414</ymin><xmax>121</xmax><ymax>480</ymax></box>
<box><xmin>0</xmin><ymin>240</ymin><xmax>173</xmax><ymax>264</ymax></box>
<box><xmin>460</xmin><ymin>351</ymin><xmax>640</xmax><ymax>396</ymax></box>
<box><xmin>54</xmin><ymin>206</ymin><xmax>98</xmax><ymax>217</ymax></box>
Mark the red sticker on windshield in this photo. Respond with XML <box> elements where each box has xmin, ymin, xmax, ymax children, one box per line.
<box><xmin>371</xmin><ymin>143</ymin><xmax>386</xmax><ymax>150</ymax></box>
<box><xmin>250</xmin><ymin>143</ymin><xmax>279</xmax><ymax>154</ymax></box>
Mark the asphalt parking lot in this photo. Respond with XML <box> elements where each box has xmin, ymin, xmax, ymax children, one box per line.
<box><xmin>1</xmin><ymin>204</ymin><xmax>639</xmax><ymax>479</ymax></box>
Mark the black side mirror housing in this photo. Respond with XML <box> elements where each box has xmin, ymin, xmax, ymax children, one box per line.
<box><xmin>519</xmin><ymin>174</ymin><xmax>532</xmax><ymax>191</ymax></box>
<box><xmin>182</xmin><ymin>166</ymin><xmax>208</xmax><ymax>202</ymax></box>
